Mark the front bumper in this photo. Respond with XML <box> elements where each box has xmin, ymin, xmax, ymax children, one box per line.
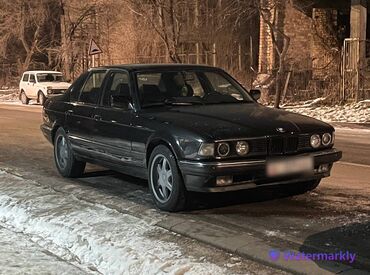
<box><xmin>178</xmin><ymin>148</ymin><xmax>342</xmax><ymax>192</ymax></box>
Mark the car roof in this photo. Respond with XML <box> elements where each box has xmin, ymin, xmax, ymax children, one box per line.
<box><xmin>92</xmin><ymin>63</ymin><xmax>222</xmax><ymax>72</ymax></box>
<box><xmin>23</xmin><ymin>71</ymin><xmax>62</xmax><ymax>74</ymax></box>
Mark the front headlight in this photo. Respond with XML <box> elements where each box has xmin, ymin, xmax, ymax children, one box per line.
<box><xmin>217</xmin><ymin>142</ymin><xmax>230</xmax><ymax>157</ymax></box>
<box><xmin>236</xmin><ymin>141</ymin><xmax>249</xmax><ymax>156</ymax></box>
<box><xmin>322</xmin><ymin>133</ymin><xmax>332</xmax><ymax>146</ymax></box>
<box><xmin>198</xmin><ymin>143</ymin><xmax>214</xmax><ymax>157</ymax></box>
<box><xmin>310</xmin><ymin>134</ymin><xmax>321</xmax><ymax>148</ymax></box>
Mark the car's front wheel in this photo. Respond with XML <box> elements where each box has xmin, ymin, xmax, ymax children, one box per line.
<box><xmin>20</xmin><ymin>91</ymin><xmax>29</xmax><ymax>105</ymax></box>
<box><xmin>54</xmin><ymin>127</ymin><xmax>86</xmax><ymax>178</ymax></box>
<box><xmin>148</xmin><ymin>145</ymin><xmax>187</xmax><ymax>212</ymax></box>
<box><xmin>38</xmin><ymin>91</ymin><xmax>46</xmax><ymax>106</ymax></box>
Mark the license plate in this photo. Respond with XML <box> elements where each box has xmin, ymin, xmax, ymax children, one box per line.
<box><xmin>266</xmin><ymin>156</ymin><xmax>314</xmax><ymax>177</ymax></box>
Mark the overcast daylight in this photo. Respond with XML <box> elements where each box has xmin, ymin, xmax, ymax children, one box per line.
<box><xmin>0</xmin><ymin>0</ymin><xmax>369</xmax><ymax>274</ymax></box>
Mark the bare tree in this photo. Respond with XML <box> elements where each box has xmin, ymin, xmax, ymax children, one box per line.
<box><xmin>0</xmin><ymin>0</ymin><xmax>51</xmax><ymax>73</ymax></box>
<box><xmin>127</xmin><ymin>0</ymin><xmax>186</xmax><ymax>63</ymax></box>
<box><xmin>257</xmin><ymin>0</ymin><xmax>290</xmax><ymax>108</ymax></box>
<box><xmin>59</xmin><ymin>0</ymin><xmax>97</xmax><ymax>80</ymax></box>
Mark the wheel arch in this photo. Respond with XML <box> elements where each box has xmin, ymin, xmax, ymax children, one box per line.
<box><xmin>146</xmin><ymin>137</ymin><xmax>181</xmax><ymax>168</ymax></box>
<box><xmin>51</xmin><ymin>124</ymin><xmax>64</xmax><ymax>145</ymax></box>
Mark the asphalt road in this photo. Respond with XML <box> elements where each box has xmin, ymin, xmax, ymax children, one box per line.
<box><xmin>0</xmin><ymin>103</ymin><xmax>369</xmax><ymax>274</ymax></box>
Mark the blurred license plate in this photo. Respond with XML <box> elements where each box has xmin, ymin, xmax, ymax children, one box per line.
<box><xmin>267</xmin><ymin>156</ymin><xmax>314</xmax><ymax>177</ymax></box>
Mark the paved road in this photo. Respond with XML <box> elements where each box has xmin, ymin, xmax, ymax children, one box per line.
<box><xmin>0</xmin><ymin>103</ymin><xmax>369</xmax><ymax>274</ymax></box>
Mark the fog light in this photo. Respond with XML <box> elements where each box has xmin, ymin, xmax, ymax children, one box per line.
<box><xmin>318</xmin><ymin>164</ymin><xmax>330</xmax><ymax>173</ymax></box>
<box><xmin>216</xmin><ymin>176</ymin><xmax>233</xmax><ymax>186</ymax></box>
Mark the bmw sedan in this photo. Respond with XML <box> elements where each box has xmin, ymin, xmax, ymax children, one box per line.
<box><xmin>41</xmin><ymin>64</ymin><xmax>342</xmax><ymax>211</ymax></box>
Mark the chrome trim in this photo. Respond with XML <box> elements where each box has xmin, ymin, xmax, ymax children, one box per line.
<box><xmin>179</xmin><ymin>159</ymin><xmax>266</xmax><ymax>168</ymax></box>
<box><xmin>180</xmin><ymin>148</ymin><xmax>340</xmax><ymax>168</ymax></box>
<box><xmin>214</xmin><ymin>136</ymin><xmax>267</xmax><ymax>143</ymax></box>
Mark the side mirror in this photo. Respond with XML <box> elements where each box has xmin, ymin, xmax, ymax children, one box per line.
<box><xmin>111</xmin><ymin>95</ymin><xmax>132</xmax><ymax>110</ymax></box>
<box><xmin>250</xmin><ymin>89</ymin><xmax>261</xmax><ymax>101</ymax></box>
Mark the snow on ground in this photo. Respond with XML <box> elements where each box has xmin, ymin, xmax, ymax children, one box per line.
<box><xmin>0</xmin><ymin>169</ymin><xmax>226</xmax><ymax>275</ymax></box>
<box><xmin>0</xmin><ymin>225</ymin><xmax>84</xmax><ymax>274</ymax></box>
<box><xmin>0</xmin><ymin>90</ymin><xmax>18</xmax><ymax>101</ymax></box>
<box><xmin>283</xmin><ymin>101</ymin><xmax>370</xmax><ymax>123</ymax></box>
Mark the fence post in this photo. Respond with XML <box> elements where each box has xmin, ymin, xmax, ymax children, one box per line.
<box><xmin>196</xmin><ymin>42</ymin><xmax>200</xmax><ymax>64</ymax></box>
<box><xmin>212</xmin><ymin>43</ymin><xmax>216</xmax><ymax>67</ymax></box>
<box><xmin>238</xmin><ymin>43</ymin><xmax>242</xmax><ymax>71</ymax></box>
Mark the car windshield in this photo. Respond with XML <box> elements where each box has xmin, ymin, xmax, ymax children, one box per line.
<box><xmin>136</xmin><ymin>70</ymin><xmax>253</xmax><ymax>108</ymax></box>
<box><xmin>37</xmin><ymin>73</ymin><xmax>65</xmax><ymax>82</ymax></box>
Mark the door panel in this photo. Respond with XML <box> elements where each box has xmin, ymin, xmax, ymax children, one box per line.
<box><xmin>92</xmin><ymin>70</ymin><xmax>137</xmax><ymax>166</ymax></box>
<box><xmin>65</xmin><ymin>103</ymin><xmax>97</xmax><ymax>156</ymax></box>
<box><xmin>92</xmin><ymin>107</ymin><xmax>135</xmax><ymax>165</ymax></box>
<box><xmin>65</xmin><ymin>71</ymin><xmax>106</xmax><ymax>157</ymax></box>
<box><xmin>28</xmin><ymin>74</ymin><xmax>37</xmax><ymax>98</ymax></box>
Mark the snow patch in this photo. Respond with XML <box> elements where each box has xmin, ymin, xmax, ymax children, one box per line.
<box><xmin>283</xmin><ymin>102</ymin><xmax>369</xmax><ymax>123</ymax></box>
<box><xmin>0</xmin><ymin>170</ymin><xmax>225</xmax><ymax>275</ymax></box>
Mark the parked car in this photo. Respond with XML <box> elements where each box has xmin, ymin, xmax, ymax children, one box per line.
<box><xmin>19</xmin><ymin>71</ymin><xmax>71</xmax><ymax>105</ymax></box>
<box><xmin>40</xmin><ymin>64</ymin><xmax>342</xmax><ymax>211</ymax></box>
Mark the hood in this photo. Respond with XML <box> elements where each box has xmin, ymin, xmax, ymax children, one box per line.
<box><xmin>145</xmin><ymin>103</ymin><xmax>333</xmax><ymax>140</ymax></box>
<box><xmin>40</xmin><ymin>82</ymin><xmax>71</xmax><ymax>89</ymax></box>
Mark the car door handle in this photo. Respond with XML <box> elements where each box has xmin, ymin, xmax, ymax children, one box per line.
<box><xmin>93</xmin><ymin>114</ymin><xmax>102</xmax><ymax>121</ymax></box>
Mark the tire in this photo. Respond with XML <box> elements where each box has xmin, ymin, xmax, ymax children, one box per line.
<box><xmin>282</xmin><ymin>179</ymin><xmax>321</xmax><ymax>196</ymax></box>
<box><xmin>20</xmin><ymin>91</ymin><xmax>29</xmax><ymax>105</ymax></box>
<box><xmin>54</xmin><ymin>127</ymin><xmax>86</xmax><ymax>178</ymax></box>
<box><xmin>148</xmin><ymin>145</ymin><xmax>187</xmax><ymax>212</ymax></box>
<box><xmin>38</xmin><ymin>91</ymin><xmax>46</xmax><ymax>106</ymax></box>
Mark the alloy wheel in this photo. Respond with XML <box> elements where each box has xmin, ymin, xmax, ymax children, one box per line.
<box><xmin>56</xmin><ymin>135</ymin><xmax>69</xmax><ymax>170</ymax></box>
<box><xmin>150</xmin><ymin>154</ymin><xmax>173</xmax><ymax>203</ymax></box>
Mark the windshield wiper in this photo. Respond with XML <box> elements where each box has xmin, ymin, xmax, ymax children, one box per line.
<box><xmin>143</xmin><ymin>99</ymin><xmax>205</xmax><ymax>108</ymax></box>
<box><xmin>164</xmin><ymin>99</ymin><xmax>204</xmax><ymax>106</ymax></box>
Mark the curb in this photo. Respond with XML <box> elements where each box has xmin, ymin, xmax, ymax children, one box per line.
<box><xmin>156</xmin><ymin>216</ymin><xmax>370</xmax><ymax>275</ymax></box>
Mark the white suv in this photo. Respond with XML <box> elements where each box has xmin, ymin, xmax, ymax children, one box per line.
<box><xmin>19</xmin><ymin>71</ymin><xmax>71</xmax><ymax>105</ymax></box>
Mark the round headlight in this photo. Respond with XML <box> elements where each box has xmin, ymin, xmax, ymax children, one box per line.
<box><xmin>236</xmin><ymin>141</ymin><xmax>249</xmax><ymax>156</ymax></box>
<box><xmin>322</xmin><ymin>133</ymin><xmax>332</xmax><ymax>146</ymax></box>
<box><xmin>310</xmin><ymin>134</ymin><xmax>321</xmax><ymax>148</ymax></box>
<box><xmin>217</xmin><ymin>142</ymin><xmax>230</xmax><ymax>157</ymax></box>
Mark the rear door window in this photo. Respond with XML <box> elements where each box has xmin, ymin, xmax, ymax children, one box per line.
<box><xmin>78</xmin><ymin>71</ymin><xmax>107</xmax><ymax>105</ymax></box>
<box><xmin>69</xmin><ymin>72</ymin><xmax>89</xmax><ymax>102</ymax></box>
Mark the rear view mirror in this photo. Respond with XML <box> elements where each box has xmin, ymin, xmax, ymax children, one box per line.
<box><xmin>250</xmin><ymin>89</ymin><xmax>261</xmax><ymax>101</ymax></box>
<box><xmin>111</xmin><ymin>95</ymin><xmax>132</xmax><ymax>110</ymax></box>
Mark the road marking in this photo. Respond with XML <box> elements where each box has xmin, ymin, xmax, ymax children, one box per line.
<box><xmin>338</xmin><ymin>161</ymin><xmax>370</xmax><ymax>168</ymax></box>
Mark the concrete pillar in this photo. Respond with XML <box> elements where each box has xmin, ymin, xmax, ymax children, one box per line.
<box><xmin>350</xmin><ymin>0</ymin><xmax>367</xmax><ymax>40</ymax></box>
<box><xmin>350</xmin><ymin>0</ymin><xmax>367</xmax><ymax>101</ymax></box>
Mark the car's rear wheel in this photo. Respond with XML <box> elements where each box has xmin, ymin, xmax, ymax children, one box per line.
<box><xmin>20</xmin><ymin>91</ymin><xmax>29</xmax><ymax>105</ymax></box>
<box><xmin>54</xmin><ymin>127</ymin><xmax>86</xmax><ymax>178</ymax></box>
<box><xmin>283</xmin><ymin>179</ymin><xmax>321</xmax><ymax>196</ymax></box>
<box><xmin>148</xmin><ymin>145</ymin><xmax>187</xmax><ymax>212</ymax></box>
<box><xmin>38</xmin><ymin>91</ymin><xmax>46</xmax><ymax>106</ymax></box>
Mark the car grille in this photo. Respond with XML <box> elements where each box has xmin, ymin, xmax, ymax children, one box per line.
<box><xmin>49</xmin><ymin>89</ymin><xmax>66</xmax><ymax>94</ymax></box>
<box><xmin>249</xmin><ymin>138</ymin><xmax>268</xmax><ymax>154</ymax></box>
<box><xmin>268</xmin><ymin>135</ymin><xmax>310</xmax><ymax>155</ymax></box>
